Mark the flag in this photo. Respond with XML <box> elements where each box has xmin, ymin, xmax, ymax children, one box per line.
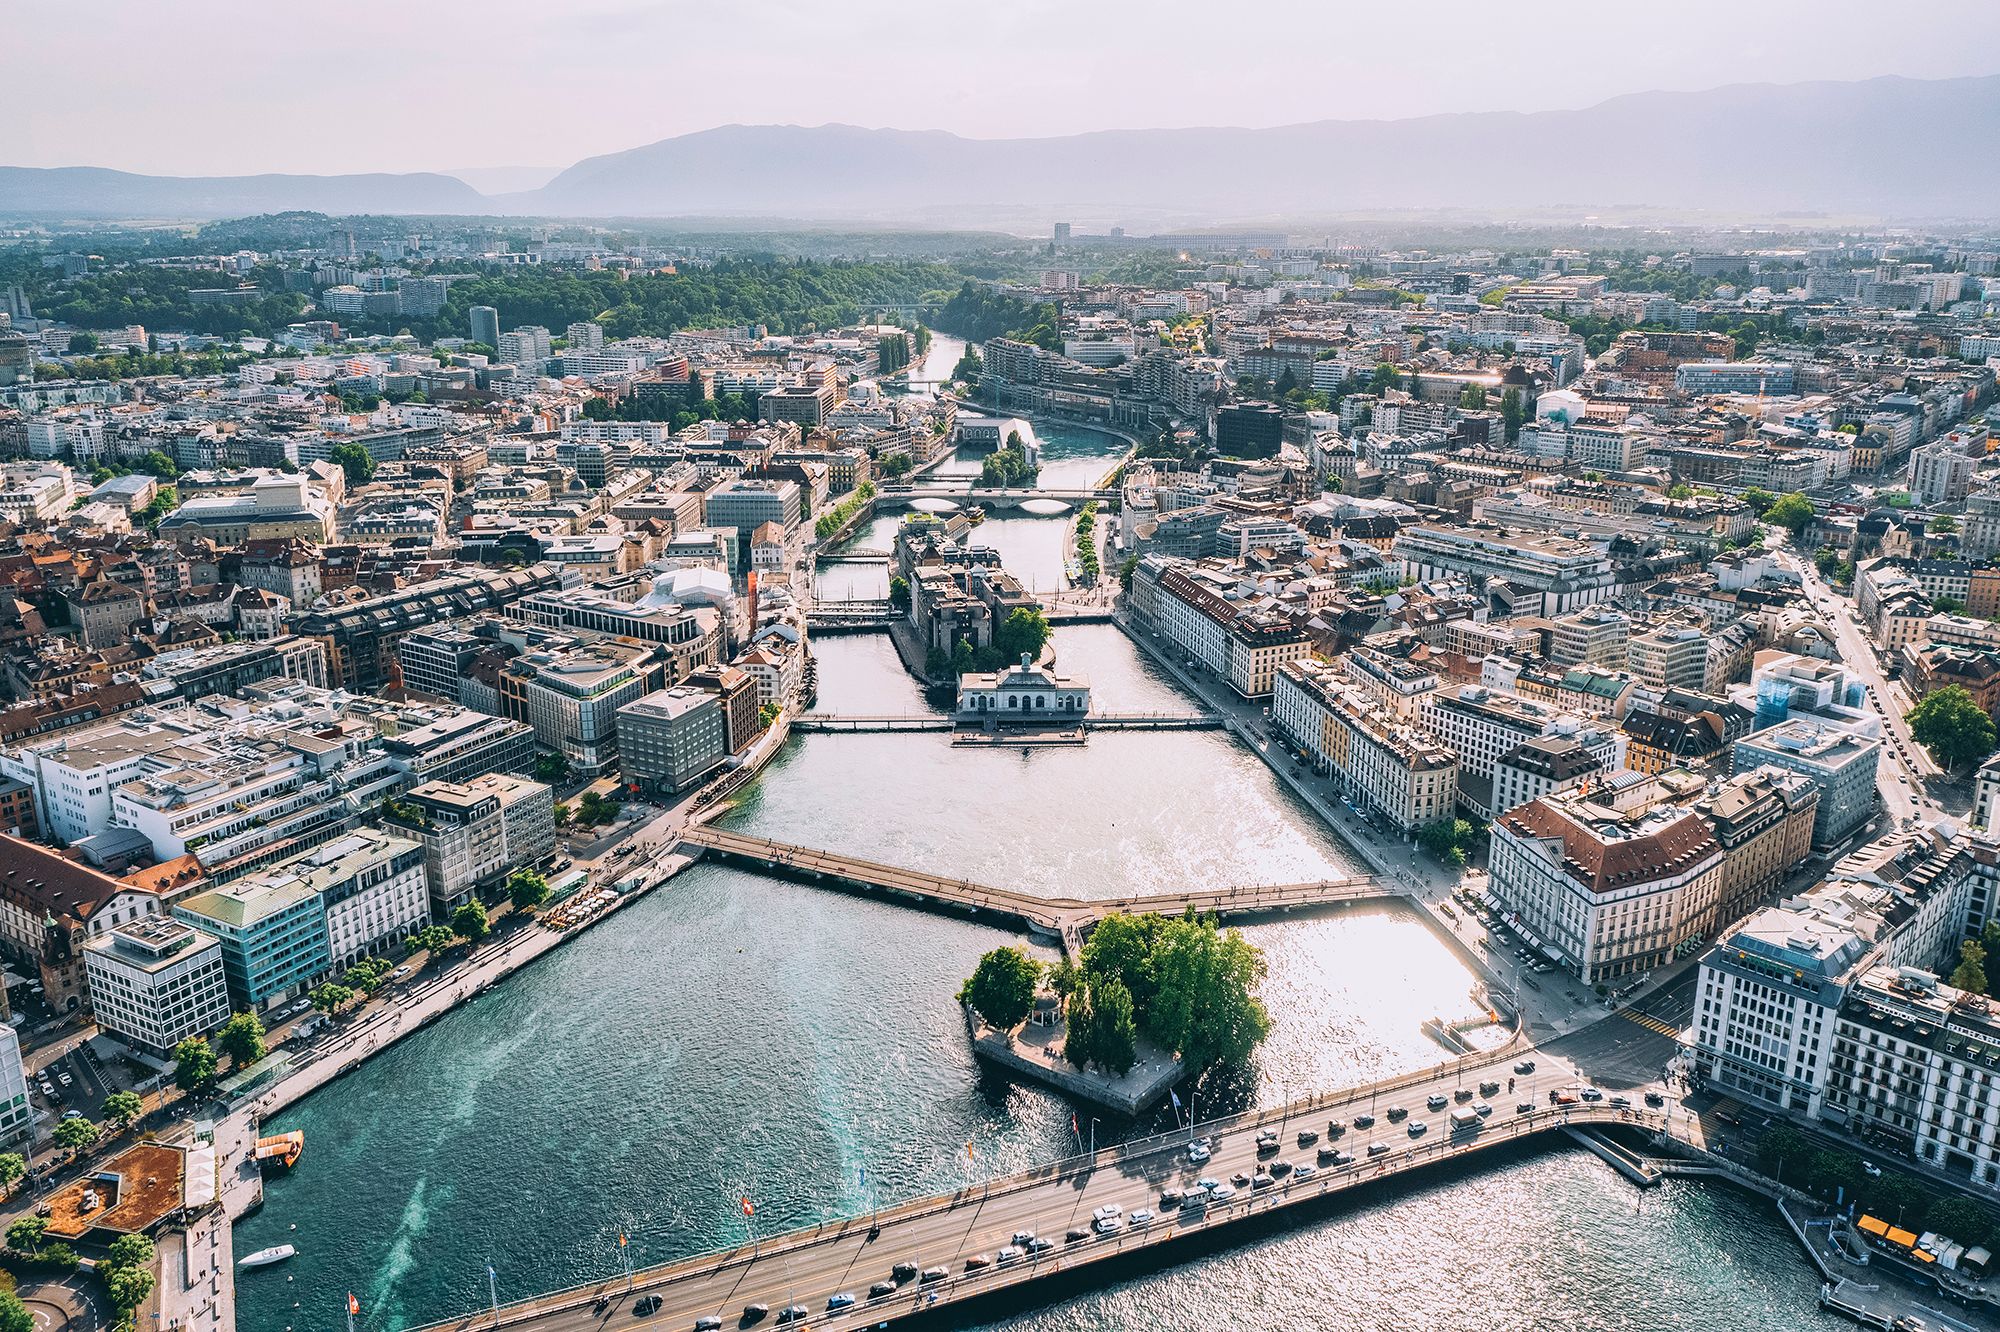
<box><xmin>740</xmin><ymin>1196</ymin><xmax>755</xmax><ymax>1218</ymax></box>
<box><xmin>1071</xmin><ymin>1112</ymin><xmax>1080</xmax><ymax>1138</ymax></box>
<box><xmin>966</xmin><ymin>1139</ymin><xmax>976</xmax><ymax>1161</ymax></box>
<box><xmin>1170</xmin><ymin>1090</ymin><xmax>1183</xmax><ymax>1112</ymax></box>
<box><xmin>347</xmin><ymin>1295</ymin><xmax>360</xmax><ymax>1317</ymax></box>
<box><xmin>618</xmin><ymin>1232</ymin><xmax>627</xmax><ymax>1248</ymax></box>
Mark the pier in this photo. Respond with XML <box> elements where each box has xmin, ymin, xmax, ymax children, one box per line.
<box><xmin>409</xmin><ymin>1053</ymin><xmax>1654</xmax><ymax>1332</ymax></box>
<box><xmin>677</xmin><ymin>825</ymin><xmax>1394</xmax><ymax>948</ymax></box>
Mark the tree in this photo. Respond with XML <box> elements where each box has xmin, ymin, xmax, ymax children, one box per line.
<box><xmin>173</xmin><ymin>1036</ymin><xmax>218</xmax><ymax>1094</ymax></box>
<box><xmin>452</xmin><ymin>900</ymin><xmax>490</xmax><ymax>943</ymax></box>
<box><xmin>958</xmin><ymin>947</ymin><xmax>1042</xmax><ymax>1029</ymax></box>
<box><xmin>1079</xmin><ymin>912</ymin><xmax>1164</xmax><ymax>1014</ymax></box>
<box><xmin>887</xmin><ymin>576</ymin><xmax>911</xmax><ymax>611</ymax></box>
<box><xmin>1764</xmin><ymin>492</ymin><xmax>1815</xmax><ymax>538</ymax></box>
<box><xmin>0</xmin><ymin>1153</ymin><xmax>24</xmax><ymax>1194</ymax></box>
<box><xmin>52</xmin><ymin>1117</ymin><xmax>99</xmax><ymax>1153</ymax></box>
<box><xmin>101</xmin><ymin>1091</ymin><xmax>143</xmax><ymax>1132</ymax></box>
<box><xmin>1740</xmin><ymin>487</ymin><xmax>1776</xmax><ymax>517</ymax></box>
<box><xmin>105</xmin><ymin>1233</ymin><xmax>154</xmax><ymax>1272</ymax></box>
<box><xmin>327</xmin><ymin>442</ymin><xmax>375</xmax><ymax>487</ymax></box>
<box><xmin>1072</xmin><ymin>976</ymin><xmax>1138</xmax><ymax>1076</ymax></box>
<box><xmin>1417</xmin><ymin>819</ymin><xmax>1477</xmax><ymax>868</ymax></box>
<box><xmin>218</xmin><ymin>1010</ymin><xmax>267</xmax><ymax>1068</ymax></box>
<box><xmin>1118</xmin><ymin>554</ymin><xmax>1140</xmax><ymax>593</ymax></box>
<box><xmin>992</xmin><ymin>607</ymin><xmax>1051</xmax><ymax>664</ymax></box>
<box><xmin>1953</xmin><ymin>939</ymin><xmax>1989</xmax><ymax>996</ymax></box>
<box><xmin>1144</xmin><ymin>915</ymin><xmax>1272</xmax><ymax>1071</ymax></box>
<box><xmin>0</xmin><ymin>1291</ymin><xmax>30</xmax><ymax>1332</ymax></box>
<box><xmin>1931</xmin><ymin>514</ymin><xmax>1962</xmax><ymax>536</ymax></box>
<box><xmin>1907</xmin><ymin>685</ymin><xmax>1998</xmax><ymax>772</ymax></box>
<box><xmin>532</xmin><ymin>752</ymin><xmax>570</xmax><ymax>784</ymax></box>
<box><xmin>507</xmin><ymin>868</ymin><xmax>551</xmax><ymax>911</ymax></box>
<box><xmin>1926</xmin><ymin>1195</ymin><xmax>1995</xmax><ymax>1246</ymax></box>
<box><xmin>406</xmin><ymin>924</ymin><xmax>457</xmax><ymax>956</ymax></box>
<box><xmin>67</xmin><ymin>333</ymin><xmax>99</xmax><ymax>355</ymax></box>
<box><xmin>103</xmin><ymin>1265</ymin><xmax>154</xmax><ymax>1315</ymax></box>
<box><xmin>1499</xmin><ymin>387</ymin><xmax>1524</xmax><ymax>443</ymax></box>
<box><xmin>311</xmin><ymin>983</ymin><xmax>356</xmax><ymax>1017</ymax></box>
<box><xmin>5</xmin><ymin>1217</ymin><xmax>46</xmax><ymax>1253</ymax></box>
<box><xmin>1814</xmin><ymin>547</ymin><xmax>1841</xmax><ymax>576</ymax></box>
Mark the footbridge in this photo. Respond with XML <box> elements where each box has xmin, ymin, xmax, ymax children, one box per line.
<box><xmin>410</xmin><ymin>1046</ymin><xmax>1663</xmax><ymax>1332</ymax></box>
<box><xmin>872</xmin><ymin>486</ymin><xmax>1115</xmax><ymax>513</ymax></box>
<box><xmin>790</xmin><ymin>711</ymin><xmax>1224</xmax><ymax>733</ymax></box>
<box><xmin>677</xmin><ymin>827</ymin><xmax>1393</xmax><ymax>945</ymax></box>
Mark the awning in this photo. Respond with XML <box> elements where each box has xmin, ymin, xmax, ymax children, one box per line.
<box><xmin>1888</xmin><ymin>1227</ymin><xmax>1920</xmax><ymax>1248</ymax></box>
<box><xmin>1858</xmin><ymin>1215</ymin><xmax>1889</xmax><ymax>1237</ymax></box>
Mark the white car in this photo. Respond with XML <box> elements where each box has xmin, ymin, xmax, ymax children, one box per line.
<box><xmin>1186</xmin><ymin>1141</ymin><xmax>1211</xmax><ymax>1164</ymax></box>
<box><xmin>1092</xmin><ymin>1204</ymin><xmax>1122</xmax><ymax>1223</ymax></box>
<box><xmin>1129</xmin><ymin>1209</ymin><xmax>1155</xmax><ymax>1227</ymax></box>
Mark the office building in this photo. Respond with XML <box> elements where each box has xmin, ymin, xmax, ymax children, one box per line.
<box><xmin>385</xmin><ymin>773</ymin><xmax>556</xmax><ymax>915</ymax></box>
<box><xmin>1732</xmin><ymin>717</ymin><xmax>1881</xmax><ymax>848</ymax></box>
<box><xmin>173</xmin><ymin>872</ymin><xmax>330</xmax><ymax>1013</ymax></box>
<box><xmin>617</xmin><ymin>686</ymin><xmax>729</xmax><ymax>795</ymax></box>
<box><xmin>469</xmin><ymin>305</ymin><xmax>500</xmax><ymax>348</ymax></box>
<box><xmin>83</xmin><ymin>916</ymin><xmax>232</xmax><ymax>1058</ymax></box>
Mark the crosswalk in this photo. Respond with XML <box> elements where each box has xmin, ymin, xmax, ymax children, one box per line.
<box><xmin>1617</xmin><ymin>1007</ymin><xmax>1681</xmax><ymax>1039</ymax></box>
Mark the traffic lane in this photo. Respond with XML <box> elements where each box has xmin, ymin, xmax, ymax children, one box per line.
<box><xmin>492</xmin><ymin>1062</ymin><xmax>1599</xmax><ymax>1332</ymax></box>
<box><xmin>1545</xmin><ymin>1013</ymin><xmax>1678</xmax><ymax>1089</ymax></box>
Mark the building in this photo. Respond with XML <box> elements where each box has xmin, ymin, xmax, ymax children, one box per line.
<box><xmin>1140</xmin><ymin>560</ymin><xmax>1310</xmax><ymax>699</ymax></box>
<box><xmin>69</xmin><ymin>580</ymin><xmax>146</xmax><ymax>650</ymax></box>
<box><xmin>1550</xmin><ymin>607</ymin><xmax>1631</xmax><ymax>671</ymax></box>
<box><xmin>0</xmin><ymin>834</ymin><xmax>161</xmax><ymax>1016</ymax></box>
<box><xmin>498</xmin><ymin>640</ymin><xmax>660</xmax><ymax>778</ymax></box>
<box><xmin>1732</xmin><ymin>717</ymin><xmax>1881</xmax><ymax>849</ymax></box>
<box><xmin>469</xmin><ymin>306</ymin><xmax>500</xmax><ymax>348</ymax></box>
<box><xmin>291</xmin><ymin>563</ymin><xmax>562</xmax><ymax>692</ymax></box>
<box><xmin>1490</xmin><ymin>736</ymin><xmax>1604</xmax><ymax>819</ymax></box>
<box><xmin>1693</xmin><ymin>766</ymin><xmax>1821</xmax><ymax>928</ymax></box>
<box><xmin>1425</xmin><ymin>683</ymin><xmax>1626</xmax><ymax>781</ymax></box>
<box><xmin>1391</xmin><ymin>524</ymin><xmax>1616</xmax><ymax>615</ymax></box>
<box><xmin>617</xmin><ymin>686</ymin><xmax>728</xmax><ymax>795</ymax></box>
<box><xmin>0</xmin><ymin>1027</ymin><xmax>26</xmax><ymax>1147</ymax></box>
<box><xmin>384</xmin><ymin>773</ymin><xmax>556</xmax><ymax>915</ymax></box>
<box><xmin>1215</xmin><ymin>403</ymin><xmax>1285</xmax><ymax>458</ymax></box>
<box><xmin>1488</xmin><ymin>774</ymin><xmax>1725</xmax><ymax>983</ymax></box>
<box><xmin>1627</xmin><ymin>624</ymin><xmax>1712</xmax><ymax>693</ymax></box>
<box><xmin>1272</xmin><ymin>657</ymin><xmax>1458</xmax><ymax>831</ymax></box>
<box><xmin>82</xmin><ymin>916</ymin><xmax>232</xmax><ymax>1058</ymax></box>
<box><xmin>172</xmin><ymin>872</ymin><xmax>329</xmax><ymax>1013</ymax></box>
<box><xmin>686</xmin><ymin>664</ymin><xmax>762</xmax><ymax>755</ymax></box>
<box><xmin>704</xmin><ymin>479</ymin><xmax>801</xmax><ymax>566</ymax></box>
<box><xmin>1911</xmin><ymin>441</ymin><xmax>1976</xmax><ymax>507</ymax></box>
<box><xmin>957</xmin><ymin>655</ymin><xmax>1091</xmax><ymax>722</ymax></box>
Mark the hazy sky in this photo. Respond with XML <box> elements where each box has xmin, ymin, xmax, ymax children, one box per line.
<box><xmin>17</xmin><ymin>0</ymin><xmax>2000</xmax><ymax>178</ymax></box>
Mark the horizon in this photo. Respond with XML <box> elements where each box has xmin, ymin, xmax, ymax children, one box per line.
<box><xmin>13</xmin><ymin>0</ymin><xmax>2000</xmax><ymax>179</ymax></box>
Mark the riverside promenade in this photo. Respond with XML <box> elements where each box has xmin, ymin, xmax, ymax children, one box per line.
<box><xmin>407</xmin><ymin>1048</ymin><xmax>1650</xmax><ymax>1332</ymax></box>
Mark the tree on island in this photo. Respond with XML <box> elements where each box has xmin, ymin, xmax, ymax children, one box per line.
<box><xmin>1908</xmin><ymin>684</ymin><xmax>1998</xmax><ymax>773</ymax></box>
<box><xmin>1145</xmin><ymin>915</ymin><xmax>1272</xmax><ymax>1072</ymax></box>
<box><xmin>1064</xmin><ymin>976</ymin><xmax>1138</xmax><ymax>1077</ymax></box>
<box><xmin>218</xmin><ymin>1011</ymin><xmax>267</xmax><ymax>1068</ymax></box>
<box><xmin>959</xmin><ymin>947</ymin><xmax>1043</xmax><ymax>1029</ymax></box>
<box><xmin>993</xmin><ymin>607</ymin><xmax>1051</xmax><ymax>664</ymax></box>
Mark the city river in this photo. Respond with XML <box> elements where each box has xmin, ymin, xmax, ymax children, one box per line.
<box><xmin>236</xmin><ymin>618</ymin><xmax>1843</xmax><ymax>1332</ymax></box>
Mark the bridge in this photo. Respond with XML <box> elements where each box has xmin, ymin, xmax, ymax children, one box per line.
<box><xmin>677</xmin><ymin>826</ymin><xmax>1390</xmax><ymax>945</ymax></box>
<box><xmin>791</xmin><ymin>712</ymin><xmax>1224</xmax><ymax>733</ymax></box>
<box><xmin>872</xmin><ymin>486</ymin><xmax>1116</xmax><ymax>513</ymax></box>
<box><xmin>411</xmin><ymin>1049</ymin><xmax>1662</xmax><ymax>1332</ymax></box>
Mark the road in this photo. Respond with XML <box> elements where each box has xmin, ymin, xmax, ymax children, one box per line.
<box><xmin>1780</xmin><ymin>543</ymin><xmax>1946</xmax><ymax>826</ymax></box>
<box><xmin>417</xmin><ymin>1051</ymin><xmax>1657</xmax><ymax>1332</ymax></box>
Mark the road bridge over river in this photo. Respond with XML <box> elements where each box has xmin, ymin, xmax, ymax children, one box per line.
<box><xmin>410</xmin><ymin>1051</ymin><xmax>1656</xmax><ymax>1332</ymax></box>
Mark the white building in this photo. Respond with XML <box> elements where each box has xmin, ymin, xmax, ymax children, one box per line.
<box><xmin>0</xmin><ymin>1027</ymin><xmax>27</xmax><ymax>1147</ymax></box>
<box><xmin>83</xmin><ymin>916</ymin><xmax>233</xmax><ymax>1059</ymax></box>
<box><xmin>957</xmin><ymin>656</ymin><xmax>1090</xmax><ymax>721</ymax></box>
<box><xmin>253</xmin><ymin>827</ymin><xmax>429</xmax><ymax>971</ymax></box>
<box><xmin>1273</xmin><ymin>658</ymin><xmax>1458</xmax><ymax>831</ymax></box>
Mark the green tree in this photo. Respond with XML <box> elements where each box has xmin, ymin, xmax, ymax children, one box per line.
<box><xmin>1076</xmin><ymin>976</ymin><xmax>1138</xmax><ymax>1076</ymax></box>
<box><xmin>452</xmin><ymin>900</ymin><xmax>490</xmax><ymax>943</ymax></box>
<box><xmin>1417</xmin><ymin>818</ymin><xmax>1477</xmax><ymax>868</ymax></box>
<box><xmin>1926</xmin><ymin>1195</ymin><xmax>1995</xmax><ymax>1246</ymax></box>
<box><xmin>957</xmin><ymin>946</ymin><xmax>1042</xmax><ymax>1029</ymax></box>
<box><xmin>173</xmin><ymin>1036</ymin><xmax>218</xmax><ymax>1094</ymax></box>
<box><xmin>1764</xmin><ymin>492</ymin><xmax>1815</xmax><ymax>537</ymax></box>
<box><xmin>507</xmin><ymin>868</ymin><xmax>551</xmax><ymax>911</ymax></box>
<box><xmin>1740</xmin><ymin>487</ymin><xmax>1776</xmax><ymax>517</ymax></box>
<box><xmin>100</xmin><ymin>1091</ymin><xmax>143</xmax><ymax>1132</ymax></box>
<box><xmin>52</xmin><ymin>1117</ymin><xmax>99</xmax><ymax>1153</ymax></box>
<box><xmin>531</xmin><ymin>752</ymin><xmax>570</xmax><ymax>784</ymax></box>
<box><xmin>992</xmin><ymin>607</ymin><xmax>1051</xmax><ymax>664</ymax></box>
<box><xmin>406</xmin><ymin>923</ymin><xmax>457</xmax><ymax>956</ymax></box>
<box><xmin>1931</xmin><ymin>514</ymin><xmax>1962</xmax><ymax>536</ymax></box>
<box><xmin>1814</xmin><ymin>547</ymin><xmax>1841</xmax><ymax>576</ymax></box>
<box><xmin>311</xmin><ymin>983</ymin><xmax>355</xmax><ymax>1017</ymax></box>
<box><xmin>327</xmin><ymin>442</ymin><xmax>375</xmax><ymax>487</ymax></box>
<box><xmin>0</xmin><ymin>1153</ymin><xmax>24</xmax><ymax>1194</ymax></box>
<box><xmin>1143</xmin><ymin>914</ymin><xmax>1272</xmax><ymax>1071</ymax></box>
<box><xmin>887</xmin><ymin>576</ymin><xmax>911</xmax><ymax>611</ymax></box>
<box><xmin>1953</xmin><ymin>939</ymin><xmax>1989</xmax><ymax>995</ymax></box>
<box><xmin>105</xmin><ymin>1233</ymin><xmax>154</xmax><ymax>1272</ymax></box>
<box><xmin>1907</xmin><ymin>685</ymin><xmax>1998</xmax><ymax>772</ymax></box>
<box><xmin>0</xmin><ymin>1290</ymin><xmax>31</xmax><ymax>1332</ymax></box>
<box><xmin>217</xmin><ymin>1011</ymin><xmax>267</xmax><ymax>1068</ymax></box>
<box><xmin>1498</xmin><ymin>387</ymin><xmax>1524</xmax><ymax>443</ymax></box>
<box><xmin>5</xmin><ymin>1217</ymin><xmax>46</xmax><ymax>1253</ymax></box>
<box><xmin>1118</xmin><ymin>554</ymin><xmax>1140</xmax><ymax>593</ymax></box>
<box><xmin>1079</xmin><ymin>912</ymin><xmax>1164</xmax><ymax>1013</ymax></box>
<box><xmin>67</xmin><ymin>333</ymin><xmax>99</xmax><ymax>355</ymax></box>
<box><xmin>103</xmin><ymin>1265</ymin><xmax>154</xmax><ymax>1315</ymax></box>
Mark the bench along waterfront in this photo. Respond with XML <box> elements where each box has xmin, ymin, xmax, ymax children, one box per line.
<box><xmin>409</xmin><ymin>1050</ymin><xmax>1654</xmax><ymax>1332</ymax></box>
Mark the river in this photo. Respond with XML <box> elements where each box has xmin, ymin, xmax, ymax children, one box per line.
<box><xmin>235</xmin><ymin>619</ymin><xmax>1843</xmax><ymax>1332</ymax></box>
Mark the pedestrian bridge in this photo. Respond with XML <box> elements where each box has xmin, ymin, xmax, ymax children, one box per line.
<box><xmin>790</xmin><ymin>711</ymin><xmax>1223</xmax><ymax>733</ymax></box>
<box><xmin>408</xmin><ymin>1045</ymin><xmax>1664</xmax><ymax>1332</ymax></box>
<box><xmin>675</xmin><ymin>826</ymin><xmax>1394</xmax><ymax>944</ymax></box>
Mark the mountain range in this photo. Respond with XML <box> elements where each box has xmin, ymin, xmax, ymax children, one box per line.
<box><xmin>4</xmin><ymin>74</ymin><xmax>1998</xmax><ymax>227</ymax></box>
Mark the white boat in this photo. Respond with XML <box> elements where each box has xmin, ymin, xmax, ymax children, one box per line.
<box><xmin>238</xmin><ymin>1244</ymin><xmax>296</xmax><ymax>1269</ymax></box>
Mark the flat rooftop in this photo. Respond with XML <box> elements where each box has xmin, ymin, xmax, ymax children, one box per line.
<box><xmin>43</xmin><ymin>1141</ymin><xmax>189</xmax><ymax>1239</ymax></box>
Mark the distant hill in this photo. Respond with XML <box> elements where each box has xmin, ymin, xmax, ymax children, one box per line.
<box><xmin>514</xmin><ymin>75</ymin><xmax>2000</xmax><ymax>224</ymax></box>
<box><xmin>6</xmin><ymin>75</ymin><xmax>1998</xmax><ymax>225</ymax></box>
<box><xmin>0</xmin><ymin>165</ymin><xmax>486</xmax><ymax>218</ymax></box>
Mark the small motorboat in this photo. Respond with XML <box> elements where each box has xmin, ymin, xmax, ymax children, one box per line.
<box><xmin>239</xmin><ymin>1244</ymin><xmax>296</xmax><ymax>1269</ymax></box>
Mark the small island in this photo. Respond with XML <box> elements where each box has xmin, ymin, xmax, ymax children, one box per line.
<box><xmin>958</xmin><ymin>911</ymin><xmax>1271</xmax><ymax>1115</ymax></box>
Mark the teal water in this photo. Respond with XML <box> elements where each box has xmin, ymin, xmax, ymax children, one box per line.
<box><xmin>236</xmin><ymin>629</ymin><xmax>1844</xmax><ymax>1332</ymax></box>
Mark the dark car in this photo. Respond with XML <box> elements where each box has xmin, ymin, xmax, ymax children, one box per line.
<box><xmin>1065</xmin><ymin>1228</ymin><xmax>1090</xmax><ymax>1243</ymax></box>
<box><xmin>775</xmin><ymin>1307</ymin><xmax>808</xmax><ymax>1326</ymax></box>
<box><xmin>918</xmin><ymin>1268</ymin><xmax>947</xmax><ymax>1284</ymax></box>
<box><xmin>696</xmin><ymin>1319</ymin><xmax>722</xmax><ymax>1332</ymax></box>
<box><xmin>632</xmin><ymin>1295</ymin><xmax>662</xmax><ymax>1317</ymax></box>
<box><xmin>868</xmin><ymin>1282</ymin><xmax>897</xmax><ymax>1300</ymax></box>
<box><xmin>1644</xmin><ymin>1090</ymin><xmax>1666</xmax><ymax>1107</ymax></box>
<box><xmin>1514</xmin><ymin>1060</ymin><xmax>1536</xmax><ymax>1075</ymax></box>
<box><xmin>892</xmin><ymin>1262</ymin><xmax>919</xmax><ymax>1283</ymax></box>
<box><xmin>1354</xmin><ymin>1113</ymin><xmax>1378</xmax><ymax>1128</ymax></box>
<box><xmin>741</xmin><ymin>1304</ymin><xmax>769</xmax><ymax>1324</ymax></box>
<box><xmin>1296</xmin><ymin>1129</ymin><xmax>1319</xmax><ymax>1147</ymax></box>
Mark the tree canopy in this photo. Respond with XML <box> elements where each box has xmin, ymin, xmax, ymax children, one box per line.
<box><xmin>958</xmin><ymin>947</ymin><xmax>1043</xmax><ymax>1029</ymax></box>
<box><xmin>218</xmin><ymin>1010</ymin><xmax>267</xmax><ymax>1067</ymax></box>
<box><xmin>173</xmin><ymin>1036</ymin><xmax>218</xmax><ymax>1094</ymax></box>
<box><xmin>1764</xmin><ymin>492</ymin><xmax>1815</xmax><ymax>537</ymax></box>
<box><xmin>1907</xmin><ymin>685</ymin><xmax>1998</xmax><ymax>772</ymax></box>
<box><xmin>1069</xmin><ymin>911</ymin><xmax>1271</xmax><ymax>1073</ymax></box>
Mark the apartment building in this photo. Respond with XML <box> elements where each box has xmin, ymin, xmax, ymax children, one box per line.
<box><xmin>1273</xmin><ymin>658</ymin><xmax>1458</xmax><ymax>831</ymax></box>
<box><xmin>1140</xmin><ymin>559</ymin><xmax>1311</xmax><ymax>698</ymax></box>
<box><xmin>384</xmin><ymin>773</ymin><xmax>556</xmax><ymax>915</ymax></box>
<box><xmin>1488</xmin><ymin>774</ymin><xmax>1725</xmax><ymax>984</ymax></box>
<box><xmin>1627</xmin><ymin>624</ymin><xmax>1712</xmax><ymax>693</ymax></box>
<box><xmin>1424</xmin><ymin>684</ymin><xmax>1627</xmax><ymax>780</ymax></box>
<box><xmin>82</xmin><ymin>916</ymin><xmax>232</xmax><ymax>1058</ymax></box>
<box><xmin>1489</xmin><ymin>736</ymin><xmax>1604</xmax><ymax>819</ymax></box>
<box><xmin>172</xmin><ymin>872</ymin><xmax>330</xmax><ymax>1013</ymax></box>
<box><xmin>1550</xmin><ymin>607</ymin><xmax>1631</xmax><ymax>671</ymax></box>
<box><xmin>498</xmin><ymin>640</ymin><xmax>662</xmax><ymax>778</ymax></box>
<box><xmin>290</xmin><ymin>562</ymin><xmax>563</xmax><ymax>692</ymax></box>
<box><xmin>1693</xmin><ymin>766</ymin><xmax>1821</xmax><ymax>929</ymax></box>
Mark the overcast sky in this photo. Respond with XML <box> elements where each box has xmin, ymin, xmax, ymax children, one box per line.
<box><xmin>17</xmin><ymin>0</ymin><xmax>2000</xmax><ymax>179</ymax></box>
